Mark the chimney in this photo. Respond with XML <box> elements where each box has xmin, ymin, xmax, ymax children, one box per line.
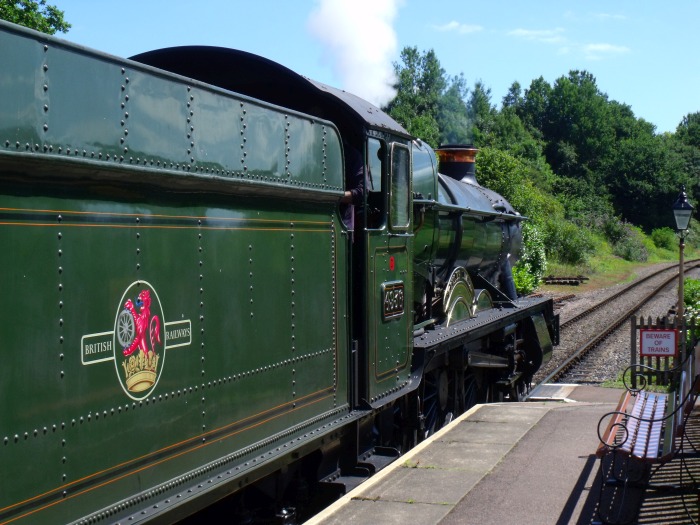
<box><xmin>436</xmin><ymin>144</ymin><xmax>479</xmax><ymax>185</ymax></box>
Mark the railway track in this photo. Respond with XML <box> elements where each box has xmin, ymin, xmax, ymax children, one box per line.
<box><xmin>532</xmin><ymin>260</ymin><xmax>700</xmax><ymax>388</ymax></box>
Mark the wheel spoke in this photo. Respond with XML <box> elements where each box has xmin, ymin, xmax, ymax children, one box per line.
<box><xmin>421</xmin><ymin>369</ymin><xmax>456</xmax><ymax>439</ymax></box>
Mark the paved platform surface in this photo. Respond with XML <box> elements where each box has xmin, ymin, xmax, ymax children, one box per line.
<box><xmin>305</xmin><ymin>384</ymin><xmax>694</xmax><ymax>525</ymax></box>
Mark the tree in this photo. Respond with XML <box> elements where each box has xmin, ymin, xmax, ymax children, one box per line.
<box><xmin>384</xmin><ymin>47</ymin><xmax>445</xmax><ymax>147</ymax></box>
<box><xmin>606</xmin><ymin>133</ymin><xmax>675</xmax><ymax>230</ymax></box>
<box><xmin>543</xmin><ymin>71</ymin><xmax>614</xmax><ymax>181</ymax></box>
<box><xmin>467</xmin><ymin>81</ymin><xmax>496</xmax><ymax>146</ymax></box>
<box><xmin>676</xmin><ymin>112</ymin><xmax>700</xmax><ymax>149</ymax></box>
<box><xmin>0</xmin><ymin>0</ymin><xmax>70</xmax><ymax>34</ymax></box>
<box><xmin>384</xmin><ymin>45</ymin><xmax>700</xmax><ymax>237</ymax></box>
<box><xmin>517</xmin><ymin>76</ymin><xmax>551</xmax><ymax>137</ymax></box>
<box><xmin>475</xmin><ymin>146</ymin><xmax>561</xmax><ymax>225</ymax></box>
<box><xmin>502</xmin><ymin>81</ymin><xmax>522</xmax><ymax>109</ymax></box>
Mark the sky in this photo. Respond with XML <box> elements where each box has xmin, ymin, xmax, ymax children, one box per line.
<box><xmin>46</xmin><ymin>0</ymin><xmax>700</xmax><ymax>134</ymax></box>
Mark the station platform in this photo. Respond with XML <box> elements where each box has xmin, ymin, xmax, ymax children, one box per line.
<box><xmin>305</xmin><ymin>384</ymin><xmax>699</xmax><ymax>525</ymax></box>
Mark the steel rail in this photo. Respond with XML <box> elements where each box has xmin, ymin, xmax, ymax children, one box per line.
<box><xmin>534</xmin><ymin>260</ymin><xmax>700</xmax><ymax>387</ymax></box>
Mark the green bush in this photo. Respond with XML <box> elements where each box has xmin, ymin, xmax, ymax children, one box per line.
<box><xmin>651</xmin><ymin>227</ymin><xmax>677</xmax><ymax>250</ymax></box>
<box><xmin>543</xmin><ymin>219</ymin><xmax>596</xmax><ymax>265</ymax></box>
<box><xmin>684</xmin><ymin>278</ymin><xmax>700</xmax><ymax>336</ymax></box>
<box><xmin>612</xmin><ymin>224</ymin><xmax>648</xmax><ymax>262</ymax></box>
<box><xmin>683</xmin><ymin>219</ymin><xmax>700</xmax><ymax>250</ymax></box>
<box><xmin>512</xmin><ymin>264</ymin><xmax>538</xmax><ymax>295</ymax></box>
<box><xmin>475</xmin><ymin>147</ymin><xmax>563</xmax><ymax>224</ymax></box>
<box><xmin>512</xmin><ymin>222</ymin><xmax>547</xmax><ymax>295</ymax></box>
<box><xmin>602</xmin><ymin>215</ymin><xmax>627</xmax><ymax>244</ymax></box>
<box><xmin>685</xmin><ymin>278</ymin><xmax>700</xmax><ymax>306</ymax></box>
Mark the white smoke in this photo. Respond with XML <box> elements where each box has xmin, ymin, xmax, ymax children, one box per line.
<box><xmin>307</xmin><ymin>0</ymin><xmax>403</xmax><ymax>107</ymax></box>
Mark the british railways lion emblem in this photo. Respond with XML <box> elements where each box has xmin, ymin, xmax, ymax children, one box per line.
<box><xmin>115</xmin><ymin>282</ymin><xmax>165</xmax><ymax>398</ymax></box>
<box><xmin>80</xmin><ymin>280</ymin><xmax>192</xmax><ymax>400</ymax></box>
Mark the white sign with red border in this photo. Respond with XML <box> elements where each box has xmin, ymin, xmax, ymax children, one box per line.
<box><xmin>639</xmin><ymin>328</ymin><xmax>678</xmax><ymax>357</ymax></box>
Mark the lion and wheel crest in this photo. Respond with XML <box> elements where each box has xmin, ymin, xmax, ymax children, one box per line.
<box><xmin>118</xmin><ymin>289</ymin><xmax>162</xmax><ymax>357</ymax></box>
<box><xmin>114</xmin><ymin>282</ymin><xmax>165</xmax><ymax>398</ymax></box>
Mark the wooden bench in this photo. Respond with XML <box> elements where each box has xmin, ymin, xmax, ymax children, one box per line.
<box><xmin>595</xmin><ymin>351</ymin><xmax>700</xmax><ymax>524</ymax></box>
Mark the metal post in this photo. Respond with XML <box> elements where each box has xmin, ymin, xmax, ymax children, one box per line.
<box><xmin>679</xmin><ymin>231</ymin><xmax>685</xmax><ymax>321</ymax></box>
<box><xmin>630</xmin><ymin>315</ymin><xmax>637</xmax><ymax>390</ymax></box>
<box><xmin>673</xmin><ymin>186</ymin><xmax>693</xmax><ymax>360</ymax></box>
<box><xmin>679</xmin><ymin>230</ymin><xmax>686</xmax><ymax>359</ymax></box>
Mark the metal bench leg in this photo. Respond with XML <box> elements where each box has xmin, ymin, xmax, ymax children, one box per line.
<box><xmin>596</xmin><ymin>453</ymin><xmax>644</xmax><ymax>525</ymax></box>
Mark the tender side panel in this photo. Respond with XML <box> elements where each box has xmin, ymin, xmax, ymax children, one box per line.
<box><xmin>0</xmin><ymin>191</ymin><xmax>348</xmax><ymax>525</ymax></box>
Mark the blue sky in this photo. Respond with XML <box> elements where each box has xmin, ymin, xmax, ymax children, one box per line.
<box><xmin>53</xmin><ymin>1</ymin><xmax>699</xmax><ymax>134</ymax></box>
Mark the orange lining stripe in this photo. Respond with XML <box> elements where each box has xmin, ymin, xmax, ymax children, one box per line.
<box><xmin>0</xmin><ymin>207</ymin><xmax>330</xmax><ymax>225</ymax></box>
<box><xmin>0</xmin><ymin>222</ymin><xmax>329</xmax><ymax>233</ymax></box>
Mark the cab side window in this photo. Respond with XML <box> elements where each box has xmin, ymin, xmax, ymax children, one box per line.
<box><xmin>390</xmin><ymin>143</ymin><xmax>410</xmax><ymax>230</ymax></box>
<box><xmin>366</xmin><ymin>138</ymin><xmax>385</xmax><ymax>229</ymax></box>
<box><xmin>367</xmin><ymin>138</ymin><xmax>383</xmax><ymax>194</ymax></box>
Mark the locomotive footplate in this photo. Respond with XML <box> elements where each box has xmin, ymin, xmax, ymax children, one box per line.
<box><xmin>413</xmin><ymin>296</ymin><xmax>557</xmax><ymax>354</ymax></box>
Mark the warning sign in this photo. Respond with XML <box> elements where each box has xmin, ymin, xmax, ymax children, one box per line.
<box><xmin>639</xmin><ymin>329</ymin><xmax>678</xmax><ymax>357</ymax></box>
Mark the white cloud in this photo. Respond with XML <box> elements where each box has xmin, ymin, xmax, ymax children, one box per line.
<box><xmin>433</xmin><ymin>21</ymin><xmax>483</xmax><ymax>34</ymax></box>
<box><xmin>508</xmin><ymin>27</ymin><xmax>566</xmax><ymax>44</ymax></box>
<box><xmin>508</xmin><ymin>26</ymin><xmax>629</xmax><ymax>61</ymax></box>
<box><xmin>307</xmin><ymin>0</ymin><xmax>404</xmax><ymax>106</ymax></box>
<box><xmin>584</xmin><ymin>43</ymin><xmax>631</xmax><ymax>60</ymax></box>
<box><xmin>593</xmin><ymin>12</ymin><xmax>627</xmax><ymax>21</ymax></box>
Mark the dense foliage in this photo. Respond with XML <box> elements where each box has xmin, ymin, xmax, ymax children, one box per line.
<box><xmin>384</xmin><ymin>47</ymin><xmax>700</xmax><ymax>294</ymax></box>
<box><xmin>0</xmin><ymin>0</ymin><xmax>69</xmax><ymax>34</ymax></box>
<box><xmin>684</xmin><ymin>278</ymin><xmax>700</xmax><ymax>337</ymax></box>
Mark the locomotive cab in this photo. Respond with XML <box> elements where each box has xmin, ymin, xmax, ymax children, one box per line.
<box><xmin>352</xmin><ymin>133</ymin><xmax>414</xmax><ymax>408</ymax></box>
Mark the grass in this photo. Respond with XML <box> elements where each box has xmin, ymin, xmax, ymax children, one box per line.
<box><xmin>541</xmin><ymin>243</ymin><xmax>700</xmax><ymax>294</ymax></box>
<box><xmin>600</xmin><ymin>369</ymin><xmax>675</xmax><ymax>393</ymax></box>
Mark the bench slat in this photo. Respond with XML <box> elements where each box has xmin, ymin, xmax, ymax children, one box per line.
<box><xmin>641</xmin><ymin>394</ymin><xmax>667</xmax><ymax>459</ymax></box>
<box><xmin>596</xmin><ymin>391</ymin><xmax>635</xmax><ymax>458</ymax></box>
<box><xmin>631</xmin><ymin>393</ymin><xmax>666</xmax><ymax>458</ymax></box>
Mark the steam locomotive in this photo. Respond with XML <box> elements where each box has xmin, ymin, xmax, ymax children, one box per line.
<box><xmin>0</xmin><ymin>20</ymin><xmax>557</xmax><ymax>524</ymax></box>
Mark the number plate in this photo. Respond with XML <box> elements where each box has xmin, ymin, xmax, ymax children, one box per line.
<box><xmin>382</xmin><ymin>281</ymin><xmax>404</xmax><ymax>320</ymax></box>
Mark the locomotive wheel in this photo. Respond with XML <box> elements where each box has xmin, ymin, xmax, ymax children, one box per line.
<box><xmin>420</xmin><ymin>369</ymin><xmax>455</xmax><ymax>439</ymax></box>
<box><xmin>392</xmin><ymin>396</ymin><xmax>418</xmax><ymax>452</ymax></box>
<box><xmin>460</xmin><ymin>369</ymin><xmax>480</xmax><ymax>413</ymax></box>
<box><xmin>482</xmin><ymin>371</ymin><xmax>505</xmax><ymax>403</ymax></box>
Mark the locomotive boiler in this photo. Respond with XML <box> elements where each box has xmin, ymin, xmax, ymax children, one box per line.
<box><xmin>0</xmin><ymin>20</ymin><xmax>557</xmax><ymax>525</ymax></box>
